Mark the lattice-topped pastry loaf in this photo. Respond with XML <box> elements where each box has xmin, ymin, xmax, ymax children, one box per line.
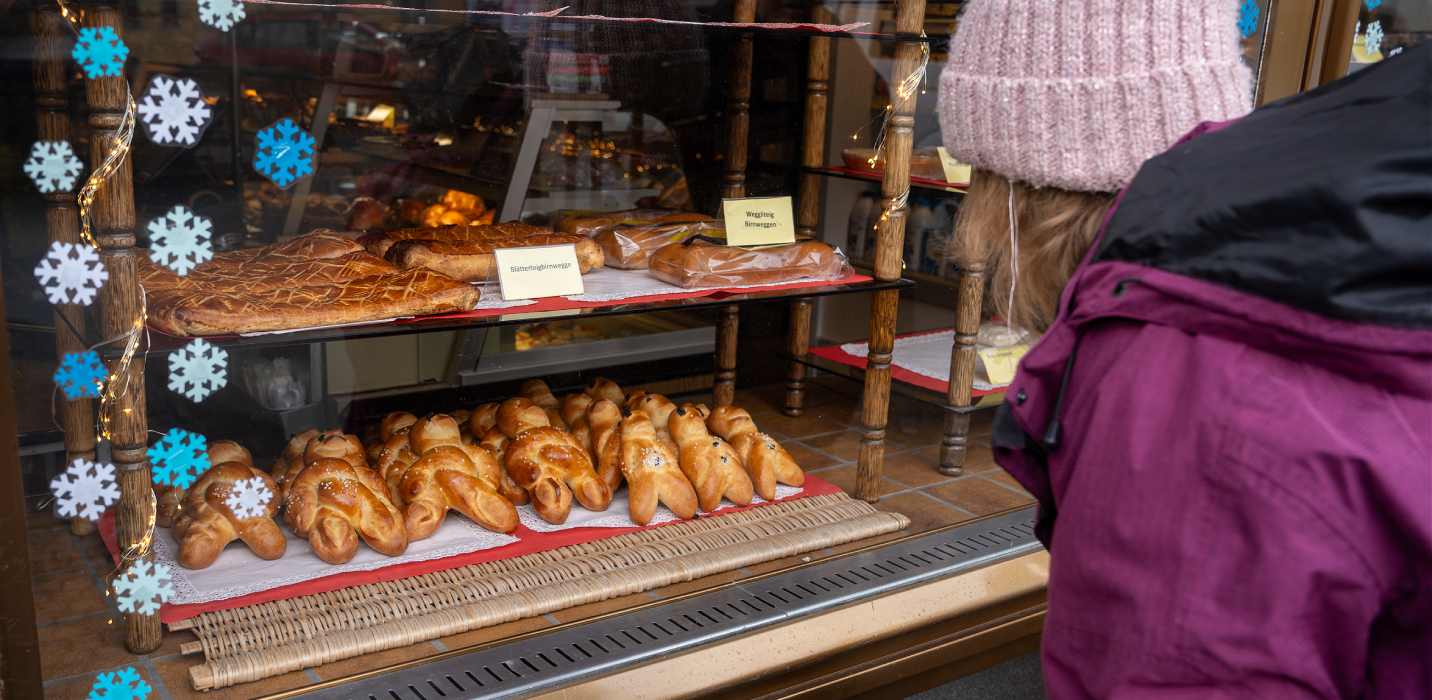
<box><xmin>143</xmin><ymin>231</ymin><xmax>479</xmax><ymax>336</ymax></box>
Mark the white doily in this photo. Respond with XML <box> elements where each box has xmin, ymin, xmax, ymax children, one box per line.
<box><xmin>840</xmin><ymin>328</ymin><xmax>1018</xmax><ymax>390</ymax></box>
<box><xmin>517</xmin><ymin>483</ymin><xmax>804</xmax><ymax>532</ymax></box>
<box><xmin>152</xmin><ymin>514</ymin><xmax>517</xmax><ymax>605</ymax></box>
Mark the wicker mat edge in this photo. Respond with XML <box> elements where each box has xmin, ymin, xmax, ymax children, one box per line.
<box><xmin>189</xmin><ymin>495</ymin><xmax>908</xmax><ymax>690</ymax></box>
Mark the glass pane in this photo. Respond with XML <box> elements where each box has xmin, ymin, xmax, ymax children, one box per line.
<box><xmin>1348</xmin><ymin>0</ymin><xmax>1432</xmax><ymax>73</ymax></box>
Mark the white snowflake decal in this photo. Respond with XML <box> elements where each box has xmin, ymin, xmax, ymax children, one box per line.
<box><xmin>146</xmin><ymin>204</ymin><xmax>213</xmax><ymax>275</ymax></box>
<box><xmin>22</xmin><ymin>140</ymin><xmax>84</xmax><ymax>193</ymax></box>
<box><xmin>86</xmin><ymin>666</ymin><xmax>152</xmax><ymax>700</ymax></box>
<box><xmin>113</xmin><ymin>559</ymin><xmax>176</xmax><ymax>615</ymax></box>
<box><xmin>138</xmin><ymin>75</ymin><xmax>214</xmax><ymax>147</ymax></box>
<box><xmin>197</xmin><ymin>0</ymin><xmax>246</xmax><ymax>31</ymax></box>
<box><xmin>34</xmin><ymin>241</ymin><xmax>108</xmax><ymax>306</ymax></box>
<box><xmin>168</xmin><ymin>338</ymin><xmax>228</xmax><ymax>402</ymax></box>
<box><xmin>1365</xmin><ymin>20</ymin><xmax>1385</xmax><ymax>56</ymax></box>
<box><xmin>50</xmin><ymin>457</ymin><xmax>120</xmax><ymax>522</ymax></box>
<box><xmin>224</xmin><ymin>477</ymin><xmax>273</xmax><ymax>518</ymax></box>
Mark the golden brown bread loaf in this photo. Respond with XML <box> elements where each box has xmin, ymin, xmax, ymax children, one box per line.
<box><xmin>304</xmin><ymin>430</ymin><xmax>367</xmax><ymax>470</ymax></box>
<box><xmin>283</xmin><ymin>458</ymin><xmax>407</xmax><ymax>565</ymax></box>
<box><xmin>367</xmin><ymin>412</ymin><xmax>418</xmax><ymax>464</ymax></box>
<box><xmin>584</xmin><ymin>377</ymin><xmax>625</xmax><ymax>405</ymax></box>
<box><xmin>585</xmin><ymin>399</ymin><xmax>625</xmax><ymax>494</ymax></box>
<box><xmin>496</xmin><ymin>397</ymin><xmax>551</xmax><ymax>440</ymax></box>
<box><xmin>397</xmin><ymin>415</ymin><xmax>518</xmax><ymax>538</ymax></box>
<box><xmin>143</xmin><ymin>232</ymin><xmax>480</xmax><ymax>336</ymax></box>
<box><xmin>669</xmin><ymin>404</ymin><xmax>754</xmax><ymax>512</ymax></box>
<box><xmin>555</xmin><ymin>209</ymin><xmax>710</xmax><ymax>237</ymax></box>
<box><xmin>619</xmin><ymin>411</ymin><xmax>698</xmax><ymax>525</ymax></box>
<box><xmin>647</xmin><ymin>239</ymin><xmax>845</xmax><ymax>288</ymax></box>
<box><xmin>155</xmin><ymin>485</ymin><xmax>184</xmax><ymax>529</ymax></box>
<box><xmin>366</xmin><ymin>223</ymin><xmax>604</xmax><ymax>282</ymax></box>
<box><xmin>627</xmin><ymin>391</ymin><xmax>680</xmax><ymax>453</ymax></box>
<box><xmin>594</xmin><ymin>221</ymin><xmax>722</xmax><ymax>269</ymax></box>
<box><xmin>376</xmin><ymin>432</ymin><xmax>418</xmax><ymax>507</ymax></box>
<box><xmin>505</xmin><ymin>425</ymin><xmax>611</xmax><ymax>525</ymax></box>
<box><xmin>706</xmin><ymin>406</ymin><xmax>805</xmax><ymax>500</ymax></box>
<box><xmin>462</xmin><ymin>432</ymin><xmax>528</xmax><ymax>505</ymax></box>
<box><xmin>174</xmin><ymin>462</ymin><xmax>285</xmax><ymax>569</ymax></box>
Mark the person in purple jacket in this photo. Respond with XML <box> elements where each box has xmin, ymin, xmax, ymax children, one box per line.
<box><xmin>939</xmin><ymin>2</ymin><xmax>1432</xmax><ymax>698</ymax></box>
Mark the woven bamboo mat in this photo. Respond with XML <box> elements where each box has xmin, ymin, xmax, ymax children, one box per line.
<box><xmin>179</xmin><ymin>493</ymin><xmax>907</xmax><ymax>690</ymax></box>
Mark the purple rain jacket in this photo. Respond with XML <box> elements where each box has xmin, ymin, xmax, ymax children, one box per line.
<box><xmin>991</xmin><ymin>45</ymin><xmax>1432</xmax><ymax>698</ymax></box>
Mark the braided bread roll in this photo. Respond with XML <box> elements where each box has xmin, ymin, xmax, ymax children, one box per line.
<box><xmin>560</xmin><ymin>393</ymin><xmax>595</xmax><ymax>453</ymax></box>
<box><xmin>376</xmin><ymin>432</ymin><xmax>418</xmax><ymax>506</ymax></box>
<box><xmin>497</xmin><ymin>397</ymin><xmax>550</xmax><ymax>439</ymax></box>
<box><xmin>174</xmin><ymin>460</ymin><xmax>284</xmax><ymax>569</ymax></box>
<box><xmin>468</xmin><ymin>402</ymin><xmax>500</xmax><ymax>437</ymax></box>
<box><xmin>628</xmin><ymin>391</ymin><xmax>679</xmax><ymax>452</ymax></box>
<box><xmin>706</xmin><ymin>406</ymin><xmax>804</xmax><ymax>500</ymax></box>
<box><xmin>283</xmin><ymin>458</ymin><xmax>406</xmax><ymax>565</ymax></box>
<box><xmin>669</xmin><ymin>404</ymin><xmax>754</xmax><ymax>512</ymax></box>
<box><xmin>585</xmin><ymin>399</ymin><xmax>625</xmax><ymax>494</ymax></box>
<box><xmin>271</xmin><ymin>429</ymin><xmax>318</xmax><ymax>499</ymax></box>
<box><xmin>161</xmin><ymin>439</ymin><xmax>256</xmax><ymax>528</ymax></box>
<box><xmin>506</xmin><ymin>425</ymin><xmax>611</xmax><ymax>524</ymax></box>
<box><xmin>519</xmin><ymin>379</ymin><xmax>566</xmax><ymax>429</ymax></box>
<box><xmin>620</xmin><ymin>411</ymin><xmax>698</xmax><ymax>525</ymax></box>
<box><xmin>462</xmin><ymin>431</ymin><xmax>528</xmax><ymax>505</ymax></box>
<box><xmin>585</xmin><ymin>377</ymin><xmax>625</xmax><ymax>405</ymax></box>
<box><xmin>368</xmin><ymin>412</ymin><xmax>418</xmax><ymax>463</ymax></box>
<box><xmin>174</xmin><ymin>461</ymin><xmax>285</xmax><ymax>569</ymax></box>
<box><xmin>304</xmin><ymin>430</ymin><xmax>366</xmax><ymax>469</ymax></box>
<box><xmin>398</xmin><ymin>415</ymin><xmax>518</xmax><ymax>538</ymax></box>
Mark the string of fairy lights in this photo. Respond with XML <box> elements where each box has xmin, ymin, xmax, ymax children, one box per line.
<box><xmin>54</xmin><ymin>0</ymin><xmax>159</xmax><ymax>607</ymax></box>
<box><xmin>850</xmin><ymin>38</ymin><xmax>931</xmax><ymax>241</ymax></box>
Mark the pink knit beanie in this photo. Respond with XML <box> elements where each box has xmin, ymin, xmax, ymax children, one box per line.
<box><xmin>938</xmin><ymin>0</ymin><xmax>1254</xmax><ymax>192</ymax></box>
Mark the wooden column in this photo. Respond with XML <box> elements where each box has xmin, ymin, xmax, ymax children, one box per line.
<box><xmin>721</xmin><ymin>0</ymin><xmax>758</xmax><ymax>199</ymax></box>
<box><xmin>83</xmin><ymin>7</ymin><xmax>160</xmax><ymax>654</ymax></box>
<box><xmin>714</xmin><ymin>0</ymin><xmax>757</xmax><ymax>407</ymax></box>
<box><xmin>713</xmin><ymin>305</ymin><xmax>739</xmax><ymax>406</ymax></box>
<box><xmin>942</xmin><ymin>259</ymin><xmax>986</xmax><ymax>475</ymax></box>
<box><xmin>784</xmin><ymin>12</ymin><xmax>831</xmax><ymax>418</ymax></box>
<box><xmin>855</xmin><ymin>0</ymin><xmax>925</xmax><ymax>502</ymax></box>
<box><xmin>34</xmin><ymin>7</ymin><xmax>99</xmax><ymax>537</ymax></box>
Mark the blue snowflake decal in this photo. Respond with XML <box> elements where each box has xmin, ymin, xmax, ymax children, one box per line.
<box><xmin>254</xmin><ymin>117</ymin><xmax>316</xmax><ymax>189</ymax></box>
<box><xmin>54</xmin><ymin>350</ymin><xmax>107</xmax><ymax>401</ymax></box>
<box><xmin>1237</xmin><ymin>0</ymin><xmax>1260</xmax><ymax>39</ymax></box>
<box><xmin>1365</xmin><ymin>0</ymin><xmax>1382</xmax><ymax>10</ymax></box>
<box><xmin>86</xmin><ymin>666</ymin><xmax>151</xmax><ymax>700</ymax></box>
<box><xmin>148</xmin><ymin>428</ymin><xmax>209</xmax><ymax>490</ymax></box>
<box><xmin>72</xmin><ymin>26</ymin><xmax>129</xmax><ymax>80</ymax></box>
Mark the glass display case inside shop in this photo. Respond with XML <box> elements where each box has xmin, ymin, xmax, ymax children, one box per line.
<box><xmin>1</xmin><ymin>2</ymin><xmax>931</xmax><ymax>697</ymax></box>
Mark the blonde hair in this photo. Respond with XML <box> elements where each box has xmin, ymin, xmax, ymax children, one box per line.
<box><xmin>950</xmin><ymin>169</ymin><xmax>1116</xmax><ymax>333</ymax></box>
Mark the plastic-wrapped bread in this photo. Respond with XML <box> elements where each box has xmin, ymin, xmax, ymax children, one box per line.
<box><xmin>594</xmin><ymin>221</ymin><xmax>723</xmax><ymax>269</ymax></box>
<box><xmin>554</xmin><ymin>209</ymin><xmax>711</xmax><ymax>237</ymax></box>
<box><xmin>648</xmin><ymin>239</ymin><xmax>849</xmax><ymax>288</ymax></box>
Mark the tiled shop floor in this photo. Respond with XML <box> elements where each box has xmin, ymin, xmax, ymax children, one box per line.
<box><xmin>24</xmin><ymin>378</ymin><xmax>1032</xmax><ymax>698</ymax></box>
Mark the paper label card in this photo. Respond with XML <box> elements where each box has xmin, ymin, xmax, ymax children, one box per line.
<box><xmin>977</xmin><ymin>343</ymin><xmax>1029</xmax><ymax>387</ymax></box>
<box><xmin>494</xmin><ymin>244</ymin><xmax>584</xmax><ymax>300</ymax></box>
<box><xmin>936</xmin><ymin>147</ymin><xmax>973</xmax><ymax>185</ymax></box>
<box><xmin>722</xmin><ymin>196</ymin><xmax>796</xmax><ymax>246</ymax></box>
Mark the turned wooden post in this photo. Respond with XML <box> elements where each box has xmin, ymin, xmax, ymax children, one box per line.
<box><xmin>942</xmin><ymin>258</ymin><xmax>986</xmax><ymax>476</ymax></box>
<box><xmin>34</xmin><ymin>7</ymin><xmax>98</xmax><ymax>537</ymax></box>
<box><xmin>83</xmin><ymin>7</ymin><xmax>160</xmax><ymax>654</ymax></box>
<box><xmin>721</xmin><ymin>0</ymin><xmax>758</xmax><ymax>199</ymax></box>
<box><xmin>713</xmin><ymin>0</ymin><xmax>756</xmax><ymax>406</ymax></box>
<box><xmin>855</xmin><ymin>0</ymin><xmax>925</xmax><ymax>502</ymax></box>
<box><xmin>713</xmin><ymin>305</ymin><xmax>739</xmax><ymax>406</ymax></box>
<box><xmin>783</xmin><ymin>11</ymin><xmax>831</xmax><ymax>418</ymax></box>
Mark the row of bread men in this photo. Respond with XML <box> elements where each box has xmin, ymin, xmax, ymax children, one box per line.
<box><xmin>159</xmin><ymin>378</ymin><xmax>805</xmax><ymax>569</ymax></box>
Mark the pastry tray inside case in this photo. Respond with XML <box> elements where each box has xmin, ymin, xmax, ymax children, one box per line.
<box><xmin>454</xmin><ymin>313</ymin><xmax>714</xmax><ymax>384</ymax></box>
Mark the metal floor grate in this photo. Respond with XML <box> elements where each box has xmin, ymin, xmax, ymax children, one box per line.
<box><xmin>301</xmin><ymin>507</ymin><xmax>1040</xmax><ymax>700</ymax></box>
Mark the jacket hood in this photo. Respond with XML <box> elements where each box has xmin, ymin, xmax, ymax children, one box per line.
<box><xmin>1095</xmin><ymin>43</ymin><xmax>1432</xmax><ymax>329</ymax></box>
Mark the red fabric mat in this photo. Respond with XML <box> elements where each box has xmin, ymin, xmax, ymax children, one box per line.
<box><xmin>101</xmin><ymin>476</ymin><xmax>842</xmax><ymax>623</ymax></box>
<box><xmin>810</xmin><ymin>328</ymin><xmax>1002</xmax><ymax>397</ymax></box>
<box><xmin>400</xmin><ymin>273</ymin><xmax>874</xmax><ymax>325</ymax></box>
